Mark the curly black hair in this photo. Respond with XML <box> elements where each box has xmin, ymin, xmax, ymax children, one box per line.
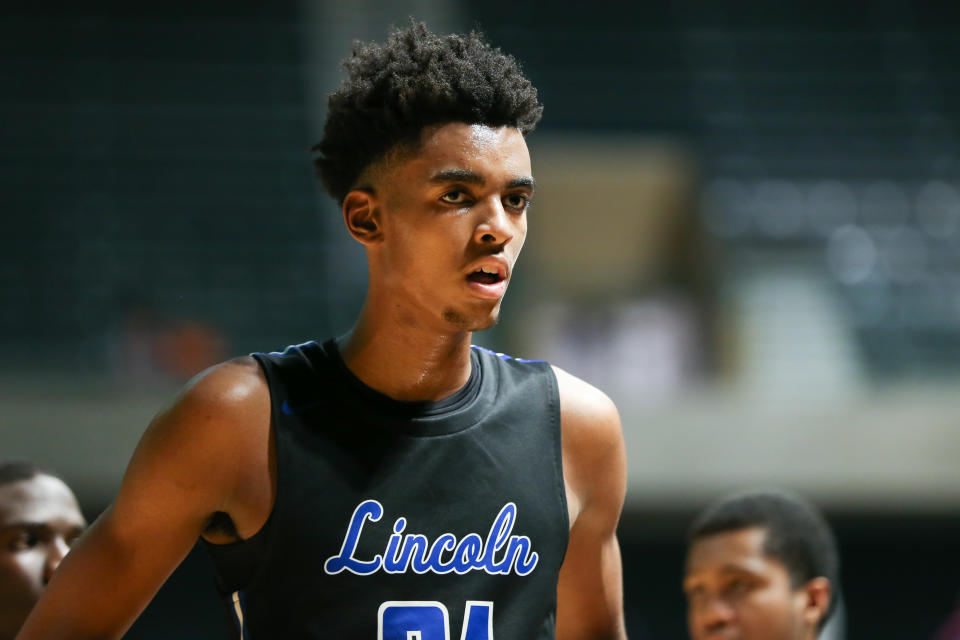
<box><xmin>312</xmin><ymin>21</ymin><xmax>543</xmax><ymax>203</ymax></box>
<box><xmin>687</xmin><ymin>488</ymin><xmax>840</xmax><ymax>630</ymax></box>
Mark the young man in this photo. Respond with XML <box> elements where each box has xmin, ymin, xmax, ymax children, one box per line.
<box><xmin>0</xmin><ymin>462</ymin><xmax>86</xmax><ymax>640</ymax></box>
<box><xmin>18</xmin><ymin>23</ymin><xmax>627</xmax><ymax>639</ymax></box>
<box><xmin>682</xmin><ymin>489</ymin><xmax>839</xmax><ymax>640</ymax></box>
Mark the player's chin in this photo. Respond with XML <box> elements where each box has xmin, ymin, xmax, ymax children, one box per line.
<box><xmin>441</xmin><ymin>303</ymin><xmax>501</xmax><ymax>332</ymax></box>
<box><xmin>471</xmin><ymin>311</ymin><xmax>500</xmax><ymax>332</ymax></box>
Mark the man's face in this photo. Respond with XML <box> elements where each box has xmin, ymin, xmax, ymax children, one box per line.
<box><xmin>365</xmin><ymin>122</ymin><xmax>533</xmax><ymax>332</ymax></box>
<box><xmin>683</xmin><ymin>527</ymin><xmax>819</xmax><ymax>640</ymax></box>
<box><xmin>0</xmin><ymin>474</ymin><xmax>85</xmax><ymax>639</ymax></box>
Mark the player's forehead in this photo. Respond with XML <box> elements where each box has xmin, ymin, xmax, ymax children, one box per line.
<box><xmin>685</xmin><ymin>526</ymin><xmax>775</xmax><ymax>578</ymax></box>
<box><xmin>0</xmin><ymin>475</ymin><xmax>84</xmax><ymax>528</ymax></box>
<box><xmin>400</xmin><ymin>122</ymin><xmax>532</xmax><ymax>183</ymax></box>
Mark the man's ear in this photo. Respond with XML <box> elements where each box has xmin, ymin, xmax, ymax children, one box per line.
<box><xmin>342</xmin><ymin>189</ymin><xmax>383</xmax><ymax>245</ymax></box>
<box><xmin>800</xmin><ymin>577</ymin><xmax>831</xmax><ymax>629</ymax></box>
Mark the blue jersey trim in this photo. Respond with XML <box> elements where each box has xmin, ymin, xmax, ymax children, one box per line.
<box><xmin>470</xmin><ymin>345</ymin><xmax>545</xmax><ymax>364</ymax></box>
<box><xmin>257</xmin><ymin>340</ymin><xmax>320</xmax><ymax>358</ymax></box>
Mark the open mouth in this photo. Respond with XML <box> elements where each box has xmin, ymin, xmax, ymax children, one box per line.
<box><xmin>467</xmin><ymin>266</ymin><xmax>503</xmax><ymax>285</ymax></box>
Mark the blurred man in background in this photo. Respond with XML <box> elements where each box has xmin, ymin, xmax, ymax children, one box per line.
<box><xmin>0</xmin><ymin>462</ymin><xmax>85</xmax><ymax>640</ymax></box>
<box><xmin>682</xmin><ymin>489</ymin><xmax>840</xmax><ymax>640</ymax></box>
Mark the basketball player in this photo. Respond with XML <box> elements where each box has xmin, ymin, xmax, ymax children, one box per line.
<box><xmin>0</xmin><ymin>462</ymin><xmax>86</xmax><ymax>640</ymax></box>
<box><xmin>17</xmin><ymin>22</ymin><xmax>627</xmax><ymax>639</ymax></box>
<box><xmin>682</xmin><ymin>489</ymin><xmax>839</xmax><ymax>640</ymax></box>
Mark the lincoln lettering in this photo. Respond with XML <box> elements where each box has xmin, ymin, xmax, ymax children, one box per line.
<box><xmin>323</xmin><ymin>500</ymin><xmax>539</xmax><ymax>577</ymax></box>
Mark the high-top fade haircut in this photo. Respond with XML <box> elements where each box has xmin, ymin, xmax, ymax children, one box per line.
<box><xmin>312</xmin><ymin>20</ymin><xmax>543</xmax><ymax>203</ymax></box>
<box><xmin>688</xmin><ymin>488</ymin><xmax>840</xmax><ymax>629</ymax></box>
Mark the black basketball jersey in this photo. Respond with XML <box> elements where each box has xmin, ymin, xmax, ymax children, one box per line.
<box><xmin>203</xmin><ymin>339</ymin><xmax>569</xmax><ymax>639</ymax></box>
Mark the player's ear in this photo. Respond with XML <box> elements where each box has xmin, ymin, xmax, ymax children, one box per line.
<box><xmin>342</xmin><ymin>189</ymin><xmax>382</xmax><ymax>245</ymax></box>
<box><xmin>800</xmin><ymin>577</ymin><xmax>831</xmax><ymax>629</ymax></box>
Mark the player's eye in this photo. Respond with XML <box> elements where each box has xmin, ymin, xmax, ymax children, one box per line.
<box><xmin>683</xmin><ymin>584</ymin><xmax>704</xmax><ymax>599</ymax></box>
<box><xmin>725</xmin><ymin>577</ymin><xmax>753</xmax><ymax>595</ymax></box>
<box><xmin>9</xmin><ymin>530</ymin><xmax>40</xmax><ymax>551</ymax></box>
<box><xmin>503</xmin><ymin>193</ymin><xmax>530</xmax><ymax>211</ymax></box>
<box><xmin>440</xmin><ymin>190</ymin><xmax>471</xmax><ymax>205</ymax></box>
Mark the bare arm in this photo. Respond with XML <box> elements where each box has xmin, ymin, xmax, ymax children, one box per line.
<box><xmin>554</xmin><ymin>366</ymin><xmax>628</xmax><ymax>640</ymax></box>
<box><xmin>16</xmin><ymin>358</ymin><xmax>273</xmax><ymax>640</ymax></box>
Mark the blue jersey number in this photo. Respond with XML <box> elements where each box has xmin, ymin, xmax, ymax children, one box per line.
<box><xmin>378</xmin><ymin>600</ymin><xmax>493</xmax><ymax>640</ymax></box>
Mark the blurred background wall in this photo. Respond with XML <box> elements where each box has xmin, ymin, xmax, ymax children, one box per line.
<box><xmin>2</xmin><ymin>1</ymin><xmax>959</xmax><ymax>637</ymax></box>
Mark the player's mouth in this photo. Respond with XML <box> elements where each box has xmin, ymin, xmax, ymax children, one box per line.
<box><xmin>465</xmin><ymin>260</ymin><xmax>509</xmax><ymax>299</ymax></box>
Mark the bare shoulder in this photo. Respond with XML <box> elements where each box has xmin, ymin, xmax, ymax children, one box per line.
<box><xmin>141</xmin><ymin>356</ymin><xmax>271</xmax><ymax>458</ymax></box>
<box><xmin>552</xmin><ymin>365</ymin><xmax>626</xmax><ymax>522</ymax></box>
<box><xmin>118</xmin><ymin>356</ymin><xmax>273</xmax><ymax>534</ymax></box>
<box><xmin>552</xmin><ymin>365</ymin><xmax>619</xmax><ymax>429</ymax></box>
<box><xmin>551</xmin><ymin>365</ymin><xmax>623</xmax><ymax>467</ymax></box>
<box><xmin>166</xmin><ymin>355</ymin><xmax>269</xmax><ymax>424</ymax></box>
<box><xmin>146</xmin><ymin>354</ymin><xmax>271</xmax><ymax>468</ymax></box>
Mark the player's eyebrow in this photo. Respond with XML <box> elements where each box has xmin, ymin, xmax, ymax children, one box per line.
<box><xmin>430</xmin><ymin>169</ymin><xmax>535</xmax><ymax>192</ymax></box>
<box><xmin>0</xmin><ymin>521</ymin><xmax>46</xmax><ymax>534</ymax></box>
<box><xmin>0</xmin><ymin>521</ymin><xmax>44</xmax><ymax>529</ymax></box>
<box><xmin>0</xmin><ymin>521</ymin><xmax>85</xmax><ymax>536</ymax></box>
<box><xmin>430</xmin><ymin>169</ymin><xmax>485</xmax><ymax>185</ymax></box>
<box><xmin>718</xmin><ymin>564</ymin><xmax>758</xmax><ymax>576</ymax></box>
<box><xmin>507</xmin><ymin>176</ymin><xmax>535</xmax><ymax>192</ymax></box>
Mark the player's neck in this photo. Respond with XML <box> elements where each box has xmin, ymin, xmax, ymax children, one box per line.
<box><xmin>338</xmin><ymin>303</ymin><xmax>474</xmax><ymax>403</ymax></box>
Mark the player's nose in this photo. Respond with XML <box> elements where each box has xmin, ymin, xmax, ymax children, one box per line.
<box><xmin>42</xmin><ymin>536</ymin><xmax>71</xmax><ymax>585</ymax></box>
<box><xmin>473</xmin><ymin>196</ymin><xmax>514</xmax><ymax>246</ymax></box>
<box><xmin>694</xmin><ymin>597</ymin><xmax>736</xmax><ymax>637</ymax></box>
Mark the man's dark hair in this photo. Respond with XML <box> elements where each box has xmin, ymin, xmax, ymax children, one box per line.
<box><xmin>0</xmin><ymin>461</ymin><xmax>55</xmax><ymax>487</ymax></box>
<box><xmin>313</xmin><ymin>20</ymin><xmax>543</xmax><ymax>203</ymax></box>
<box><xmin>688</xmin><ymin>488</ymin><xmax>840</xmax><ymax>628</ymax></box>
